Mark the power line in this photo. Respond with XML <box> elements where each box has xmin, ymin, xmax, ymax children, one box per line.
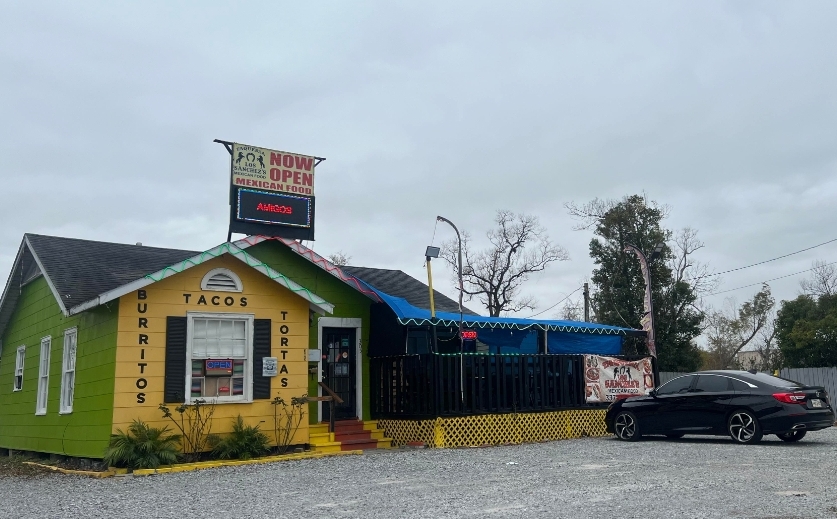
<box><xmin>707</xmin><ymin>260</ymin><xmax>837</xmax><ymax>296</ymax></box>
<box><xmin>709</xmin><ymin>237</ymin><xmax>837</xmax><ymax>277</ymax></box>
<box><xmin>524</xmin><ymin>286</ymin><xmax>583</xmax><ymax>318</ymax></box>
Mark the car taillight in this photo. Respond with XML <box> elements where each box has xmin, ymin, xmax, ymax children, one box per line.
<box><xmin>773</xmin><ymin>392</ymin><xmax>806</xmax><ymax>404</ymax></box>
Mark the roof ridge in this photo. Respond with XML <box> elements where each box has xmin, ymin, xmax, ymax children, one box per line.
<box><xmin>25</xmin><ymin>233</ymin><xmax>199</xmax><ymax>254</ymax></box>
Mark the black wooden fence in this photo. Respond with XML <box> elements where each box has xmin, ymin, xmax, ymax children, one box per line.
<box><xmin>369</xmin><ymin>353</ymin><xmax>591</xmax><ymax>419</ymax></box>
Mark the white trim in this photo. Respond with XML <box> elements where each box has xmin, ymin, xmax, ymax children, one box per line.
<box><xmin>13</xmin><ymin>345</ymin><xmax>25</xmax><ymax>392</ymax></box>
<box><xmin>200</xmin><ymin>268</ymin><xmax>243</xmax><ymax>293</ymax></box>
<box><xmin>67</xmin><ymin>242</ymin><xmax>334</xmax><ymax>316</ymax></box>
<box><xmin>185</xmin><ymin>311</ymin><xmax>254</xmax><ymax>404</ymax></box>
<box><xmin>24</xmin><ymin>236</ymin><xmax>69</xmax><ymax>316</ymax></box>
<box><xmin>59</xmin><ymin>327</ymin><xmax>77</xmax><ymax>414</ymax></box>
<box><xmin>0</xmin><ymin>241</ymin><xmax>26</xmax><ymax>321</ymax></box>
<box><xmin>316</xmin><ymin>317</ymin><xmax>363</xmax><ymax>422</ymax></box>
<box><xmin>36</xmin><ymin>336</ymin><xmax>51</xmax><ymax>415</ymax></box>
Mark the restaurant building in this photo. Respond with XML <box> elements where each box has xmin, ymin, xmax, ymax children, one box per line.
<box><xmin>0</xmin><ymin>233</ymin><xmax>645</xmax><ymax>459</ymax></box>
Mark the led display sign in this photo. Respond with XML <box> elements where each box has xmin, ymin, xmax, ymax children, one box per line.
<box><xmin>236</xmin><ymin>189</ymin><xmax>312</xmax><ymax>228</ymax></box>
<box><xmin>462</xmin><ymin>330</ymin><xmax>478</xmax><ymax>340</ymax></box>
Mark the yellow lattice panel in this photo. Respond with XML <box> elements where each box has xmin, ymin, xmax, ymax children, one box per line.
<box><xmin>379</xmin><ymin>410</ymin><xmax>608</xmax><ymax>448</ymax></box>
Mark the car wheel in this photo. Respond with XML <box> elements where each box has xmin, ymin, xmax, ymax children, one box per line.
<box><xmin>614</xmin><ymin>411</ymin><xmax>641</xmax><ymax>441</ymax></box>
<box><xmin>665</xmin><ymin>433</ymin><xmax>684</xmax><ymax>439</ymax></box>
<box><xmin>728</xmin><ymin>410</ymin><xmax>763</xmax><ymax>444</ymax></box>
<box><xmin>777</xmin><ymin>430</ymin><xmax>807</xmax><ymax>442</ymax></box>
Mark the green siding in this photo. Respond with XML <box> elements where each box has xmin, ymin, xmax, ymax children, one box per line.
<box><xmin>247</xmin><ymin>242</ymin><xmax>374</xmax><ymax>422</ymax></box>
<box><xmin>0</xmin><ymin>277</ymin><xmax>118</xmax><ymax>458</ymax></box>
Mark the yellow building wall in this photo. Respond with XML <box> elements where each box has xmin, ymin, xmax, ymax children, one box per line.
<box><xmin>113</xmin><ymin>255</ymin><xmax>312</xmax><ymax>446</ymax></box>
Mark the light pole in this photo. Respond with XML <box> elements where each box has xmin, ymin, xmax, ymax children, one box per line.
<box><xmin>425</xmin><ymin>246</ymin><xmax>440</xmax><ymax>353</ymax></box>
<box><xmin>436</xmin><ymin>216</ymin><xmax>464</xmax><ymax>352</ymax></box>
<box><xmin>436</xmin><ymin>216</ymin><xmax>465</xmax><ymax>403</ymax></box>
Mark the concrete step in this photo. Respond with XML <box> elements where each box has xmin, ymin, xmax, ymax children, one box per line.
<box><xmin>339</xmin><ymin>438</ymin><xmax>381</xmax><ymax>451</ymax></box>
<box><xmin>309</xmin><ymin>441</ymin><xmax>343</xmax><ymax>454</ymax></box>
<box><xmin>333</xmin><ymin>430</ymin><xmax>373</xmax><ymax>442</ymax></box>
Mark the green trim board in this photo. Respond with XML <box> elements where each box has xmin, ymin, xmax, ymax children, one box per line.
<box><xmin>68</xmin><ymin>242</ymin><xmax>334</xmax><ymax>316</ymax></box>
<box><xmin>0</xmin><ymin>277</ymin><xmax>118</xmax><ymax>458</ymax></box>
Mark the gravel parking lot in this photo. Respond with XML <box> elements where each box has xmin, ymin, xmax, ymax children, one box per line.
<box><xmin>4</xmin><ymin>428</ymin><xmax>837</xmax><ymax>519</ymax></box>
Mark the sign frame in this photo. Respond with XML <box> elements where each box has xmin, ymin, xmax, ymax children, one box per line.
<box><xmin>215</xmin><ymin>139</ymin><xmax>323</xmax><ymax>241</ymax></box>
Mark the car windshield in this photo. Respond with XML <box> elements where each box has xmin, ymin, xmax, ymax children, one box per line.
<box><xmin>746</xmin><ymin>372</ymin><xmax>802</xmax><ymax>389</ymax></box>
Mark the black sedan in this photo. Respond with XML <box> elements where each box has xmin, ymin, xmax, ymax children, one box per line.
<box><xmin>605</xmin><ymin>370</ymin><xmax>835</xmax><ymax>444</ymax></box>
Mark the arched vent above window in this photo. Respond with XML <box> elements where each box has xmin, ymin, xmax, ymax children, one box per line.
<box><xmin>200</xmin><ymin>268</ymin><xmax>243</xmax><ymax>293</ymax></box>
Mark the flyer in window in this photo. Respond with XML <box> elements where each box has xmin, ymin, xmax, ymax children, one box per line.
<box><xmin>583</xmin><ymin>355</ymin><xmax>654</xmax><ymax>403</ymax></box>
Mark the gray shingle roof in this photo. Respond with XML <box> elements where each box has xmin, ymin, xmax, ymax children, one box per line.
<box><xmin>342</xmin><ymin>266</ymin><xmax>477</xmax><ymax>315</ymax></box>
<box><xmin>24</xmin><ymin>234</ymin><xmax>198</xmax><ymax>309</ymax></box>
<box><xmin>0</xmin><ymin>234</ymin><xmax>479</xmax><ymax>340</ymax></box>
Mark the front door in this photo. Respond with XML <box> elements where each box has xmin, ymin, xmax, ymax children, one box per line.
<box><xmin>322</xmin><ymin>327</ymin><xmax>357</xmax><ymax>421</ymax></box>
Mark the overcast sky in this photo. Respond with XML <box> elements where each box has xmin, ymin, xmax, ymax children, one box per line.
<box><xmin>2</xmin><ymin>1</ymin><xmax>836</xmax><ymax>326</ymax></box>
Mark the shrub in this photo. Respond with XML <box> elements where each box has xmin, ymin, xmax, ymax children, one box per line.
<box><xmin>159</xmin><ymin>399</ymin><xmax>216</xmax><ymax>462</ymax></box>
<box><xmin>103</xmin><ymin>420</ymin><xmax>180</xmax><ymax>470</ymax></box>
<box><xmin>272</xmin><ymin>394</ymin><xmax>307</xmax><ymax>454</ymax></box>
<box><xmin>210</xmin><ymin>415</ymin><xmax>271</xmax><ymax>460</ymax></box>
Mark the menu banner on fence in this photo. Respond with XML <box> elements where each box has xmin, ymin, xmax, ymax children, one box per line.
<box><xmin>584</xmin><ymin>355</ymin><xmax>654</xmax><ymax>403</ymax></box>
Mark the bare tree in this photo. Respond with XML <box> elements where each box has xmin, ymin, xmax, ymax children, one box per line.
<box><xmin>440</xmin><ymin>210</ymin><xmax>569</xmax><ymax>317</ymax></box>
<box><xmin>704</xmin><ymin>284</ymin><xmax>775</xmax><ymax>369</ymax></box>
<box><xmin>749</xmin><ymin>320</ymin><xmax>782</xmax><ymax>372</ymax></box>
<box><xmin>565</xmin><ymin>194</ymin><xmax>671</xmax><ymax>231</ymax></box>
<box><xmin>799</xmin><ymin>259</ymin><xmax>837</xmax><ymax>297</ymax></box>
<box><xmin>556</xmin><ymin>297</ymin><xmax>584</xmax><ymax>322</ymax></box>
<box><xmin>327</xmin><ymin>251</ymin><xmax>352</xmax><ymax>266</ymax></box>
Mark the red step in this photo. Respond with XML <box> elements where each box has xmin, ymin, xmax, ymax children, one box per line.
<box><xmin>325</xmin><ymin>420</ymin><xmax>384</xmax><ymax>451</ymax></box>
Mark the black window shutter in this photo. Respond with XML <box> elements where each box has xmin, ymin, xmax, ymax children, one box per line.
<box><xmin>253</xmin><ymin>319</ymin><xmax>272</xmax><ymax>400</ymax></box>
<box><xmin>164</xmin><ymin>316</ymin><xmax>187</xmax><ymax>403</ymax></box>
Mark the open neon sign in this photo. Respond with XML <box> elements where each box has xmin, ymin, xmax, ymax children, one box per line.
<box><xmin>462</xmin><ymin>330</ymin><xmax>477</xmax><ymax>340</ymax></box>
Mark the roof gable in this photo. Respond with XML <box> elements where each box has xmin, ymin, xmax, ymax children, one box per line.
<box><xmin>0</xmin><ymin>235</ymin><xmax>333</xmax><ymax>339</ymax></box>
<box><xmin>25</xmin><ymin>234</ymin><xmax>198</xmax><ymax>310</ymax></box>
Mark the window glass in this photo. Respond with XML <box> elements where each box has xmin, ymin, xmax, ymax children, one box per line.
<box><xmin>693</xmin><ymin>375</ymin><xmax>730</xmax><ymax>393</ymax></box>
<box><xmin>36</xmin><ymin>337</ymin><xmax>51</xmax><ymax>414</ymax></box>
<box><xmin>745</xmin><ymin>372</ymin><xmax>802</xmax><ymax>389</ymax></box>
<box><xmin>60</xmin><ymin>329</ymin><xmax>77</xmax><ymax>413</ymax></box>
<box><xmin>190</xmin><ymin>317</ymin><xmax>249</xmax><ymax>400</ymax></box>
<box><xmin>656</xmin><ymin>375</ymin><xmax>694</xmax><ymax>395</ymax></box>
<box><xmin>13</xmin><ymin>346</ymin><xmax>25</xmax><ymax>392</ymax></box>
<box><xmin>730</xmin><ymin>378</ymin><xmax>752</xmax><ymax>391</ymax></box>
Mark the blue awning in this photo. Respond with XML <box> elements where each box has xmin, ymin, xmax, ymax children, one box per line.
<box><xmin>365</xmin><ymin>285</ymin><xmax>642</xmax><ymax>341</ymax></box>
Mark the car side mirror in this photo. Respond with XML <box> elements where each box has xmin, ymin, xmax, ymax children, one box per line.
<box><xmin>649</xmin><ymin>389</ymin><xmax>657</xmax><ymax>397</ymax></box>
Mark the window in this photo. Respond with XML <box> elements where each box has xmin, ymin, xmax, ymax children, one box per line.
<box><xmin>13</xmin><ymin>346</ymin><xmax>25</xmax><ymax>392</ymax></box>
<box><xmin>200</xmin><ymin>268</ymin><xmax>243</xmax><ymax>292</ymax></box>
<box><xmin>187</xmin><ymin>313</ymin><xmax>252</xmax><ymax>402</ymax></box>
<box><xmin>730</xmin><ymin>378</ymin><xmax>754</xmax><ymax>392</ymax></box>
<box><xmin>60</xmin><ymin>328</ymin><xmax>77</xmax><ymax>414</ymax></box>
<box><xmin>745</xmin><ymin>372</ymin><xmax>802</xmax><ymax>389</ymax></box>
<box><xmin>692</xmin><ymin>375</ymin><xmax>730</xmax><ymax>393</ymax></box>
<box><xmin>36</xmin><ymin>337</ymin><xmax>51</xmax><ymax>414</ymax></box>
<box><xmin>656</xmin><ymin>375</ymin><xmax>695</xmax><ymax>395</ymax></box>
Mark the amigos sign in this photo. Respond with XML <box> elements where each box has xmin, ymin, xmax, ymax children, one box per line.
<box><xmin>584</xmin><ymin>355</ymin><xmax>654</xmax><ymax>403</ymax></box>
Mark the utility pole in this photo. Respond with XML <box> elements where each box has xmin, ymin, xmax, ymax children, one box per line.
<box><xmin>583</xmin><ymin>282</ymin><xmax>590</xmax><ymax>322</ymax></box>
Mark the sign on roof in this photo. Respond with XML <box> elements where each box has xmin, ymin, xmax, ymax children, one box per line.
<box><xmin>231</xmin><ymin>143</ymin><xmax>316</xmax><ymax>196</ymax></box>
<box><xmin>219</xmin><ymin>140</ymin><xmax>321</xmax><ymax>241</ymax></box>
